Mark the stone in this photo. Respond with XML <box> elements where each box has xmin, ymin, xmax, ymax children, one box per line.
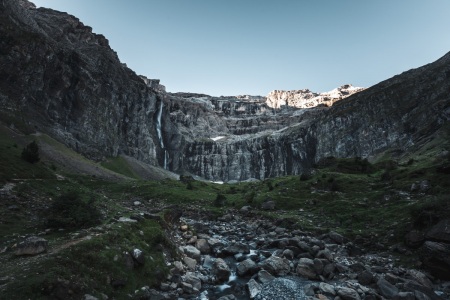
<box><xmin>329</xmin><ymin>231</ymin><xmax>344</xmax><ymax>244</ymax></box>
<box><xmin>282</xmin><ymin>249</ymin><xmax>294</xmax><ymax>260</ymax></box>
<box><xmin>222</xmin><ymin>242</ymin><xmax>250</xmax><ymax>256</ymax></box>
<box><xmin>131</xmin><ymin>248</ymin><xmax>145</xmax><ymax>265</ymax></box>
<box><xmin>183</xmin><ymin>245</ymin><xmax>201</xmax><ymax>262</ymax></box>
<box><xmin>313</xmin><ymin>258</ymin><xmax>324</xmax><ymax>275</ymax></box>
<box><xmin>257</xmin><ymin>270</ymin><xmax>275</xmax><ymax>284</ymax></box>
<box><xmin>426</xmin><ymin>219</ymin><xmax>450</xmax><ymax>243</ymax></box>
<box><xmin>236</xmin><ymin>258</ymin><xmax>257</xmax><ymax>276</ymax></box>
<box><xmin>14</xmin><ymin>236</ymin><xmax>48</xmax><ymax>256</ymax></box>
<box><xmin>259</xmin><ymin>255</ymin><xmax>290</xmax><ymax>276</ymax></box>
<box><xmin>357</xmin><ymin>270</ymin><xmax>374</xmax><ymax>285</ymax></box>
<box><xmin>183</xmin><ymin>256</ymin><xmax>197</xmax><ymax>271</ymax></box>
<box><xmin>261</xmin><ymin>201</ymin><xmax>275</xmax><ymax>210</ymax></box>
<box><xmin>405</xmin><ymin>230</ymin><xmax>425</xmax><ymax>248</ymax></box>
<box><xmin>406</xmin><ymin>269</ymin><xmax>433</xmax><ymax>289</ymax></box>
<box><xmin>212</xmin><ymin>258</ymin><xmax>231</xmax><ymax>282</ymax></box>
<box><xmin>316</xmin><ymin>248</ymin><xmax>333</xmax><ymax>261</ymax></box>
<box><xmin>246</xmin><ymin>279</ymin><xmax>262</xmax><ymax>299</ymax></box>
<box><xmin>183</xmin><ymin>273</ymin><xmax>201</xmax><ymax>291</ymax></box>
<box><xmin>83</xmin><ymin>295</ymin><xmax>98</xmax><ymax>300</ymax></box>
<box><xmin>319</xmin><ymin>282</ymin><xmax>336</xmax><ymax>296</ymax></box>
<box><xmin>195</xmin><ymin>239</ymin><xmax>211</xmax><ymax>254</ymax></box>
<box><xmin>377</xmin><ymin>277</ymin><xmax>399</xmax><ymax>299</ymax></box>
<box><xmin>421</xmin><ymin>241</ymin><xmax>450</xmax><ymax>280</ymax></box>
<box><xmin>337</xmin><ymin>287</ymin><xmax>361</xmax><ymax>300</ymax></box>
<box><xmin>296</xmin><ymin>258</ymin><xmax>317</xmax><ymax>279</ymax></box>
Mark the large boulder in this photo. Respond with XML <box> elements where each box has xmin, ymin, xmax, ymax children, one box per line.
<box><xmin>421</xmin><ymin>241</ymin><xmax>450</xmax><ymax>280</ymax></box>
<box><xmin>259</xmin><ymin>255</ymin><xmax>290</xmax><ymax>276</ymax></box>
<box><xmin>236</xmin><ymin>258</ymin><xmax>257</xmax><ymax>276</ymax></box>
<box><xmin>296</xmin><ymin>258</ymin><xmax>317</xmax><ymax>279</ymax></box>
<box><xmin>212</xmin><ymin>258</ymin><xmax>231</xmax><ymax>282</ymax></box>
<box><xmin>14</xmin><ymin>236</ymin><xmax>48</xmax><ymax>256</ymax></box>
<box><xmin>426</xmin><ymin>219</ymin><xmax>450</xmax><ymax>243</ymax></box>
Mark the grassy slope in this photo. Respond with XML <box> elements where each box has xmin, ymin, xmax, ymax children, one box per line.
<box><xmin>0</xmin><ymin>123</ymin><xmax>449</xmax><ymax>298</ymax></box>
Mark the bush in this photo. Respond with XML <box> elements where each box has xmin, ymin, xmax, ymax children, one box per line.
<box><xmin>300</xmin><ymin>172</ymin><xmax>311</xmax><ymax>181</ymax></box>
<box><xmin>47</xmin><ymin>191</ymin><xmax>101</xmax><ymax>229</ymax></box>
<box><xmin>21</xmin><ymin>141</ymin><xmax>40</xmax><ymax>163</ymax></box>
<box><xmin>214</xmin><ymin>194</ymin><xmax>227</xmax><ymax>207</ymax></box>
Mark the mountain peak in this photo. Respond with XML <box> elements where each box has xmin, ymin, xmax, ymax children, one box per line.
<box><xmin>266</xmin><ymin>84</ymin><xmax>364</xmax><ymax>109</ymax></box>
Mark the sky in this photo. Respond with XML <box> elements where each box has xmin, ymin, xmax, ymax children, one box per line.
<box><xmin>32</xmin><ymin>0</ymin><xmax>450</xmax><ymax>96</ymax></box>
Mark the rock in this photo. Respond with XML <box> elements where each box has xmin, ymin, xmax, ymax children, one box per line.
<box><xmin>426</xmin><ymin>219</ymin><xmax>450</xmax><ymax>243</ymax></box>
<box><xmin>259</xmin><ymin>255</ymin><xmax>290</xmax><ymax>276</ymax></box>
<box><xmin>195</xmin><ymin>239</ymin><xmax>211</xmax><ymax>254</ymax></box>
<box><xmin>222</xmin><ymin>242</ymin><xmax>250</xmax><ymax>256</ymax></box>
<box><xmin>377</xmin><ymin>277</ymin><xmax>399</xmax><ymax>299</ymax></box>
<box><xmin>261</xmin><ymin>201</ymin><xmax>275</xmax><ymax>210</ymax></box>
<box><xmin>257</xmin><ymin>270</ymin><xmax>275</xmax><ymax>284</ymax></box>
<box><xmin>282</xmin><ymin>249</ymin><xmax>294</xmax><ymax>260</ymax></box>
<box><xmin>183</xmin><ymin>256</ymin><xmax>197</xmax><ymax>271</ymax></box>
<box><xmin>405</xmin><ymin>230</ymin><xmax>425</xmax><ymax>248</ymax></box>
<box><xmin>123</xmin><ymin>251</ymin><xmax>135</xmax><ymax>269</ymax></box>
<box><xmin>212</xmin><ymin>258</ymin><xmax>231</xmax><ymax>282</ymax></box>
<box><xmin>83</xmin><ymin>295</ymin><xmax>98</xmax><ymax>300</ymax></box>
<box><xmin>329</xmin><ymin>231</ymin><xmax>344</xmax><ymax>244</ymax></box>
<box><xmin>396</xmin><ymin>292</ymin><xmax>415</xmax><ymax>300</ymax></box>
<box><xmin>313</xmin><ymin>258</ymin><xmax>324</xmax><ymax>275</ymax></box>
<box><xmin>337</xmin><ymin>286</ymin><xmax>361</xmax><ymax>300</ymax></box>
<box><xmin>296</xmin><ymin>258</ymin><xmax>317</xmax><ymax>279</ymax></box>
<box><xmin>182</xmin><ymin>245</ymin><xmax>201</xmax><ymax>262</ymax></box>
<box><xmin>319</xmin><ymin>282</ymin><xmax>336</xmax><ymax>296</ymax></box>
<box><xmin>180</xmin><ymin>224</ymin><xmax>189</xmax><ymax>231</ymax></box>
<box><xmin>218</xmin><ymin>295</ymin><xmax>237</xmax><ymax>300</ymax></box>
<box><xmin>421</xmin><ymin>241</ymin><xmax>450</xmax><ymax>280</ymax></box>
<box><xmin>133</xmin><ymin>201</ymin><xmax>141</xmax><ymax>206</ymax></box>
<box><xmin>246</xmin><ymin>279</ymin><xmax>262</xmax><ymax>299</ymax></box>
<box><xmin>131</xmin><ymin>248</ymin><xmax>145</xmax><ymax>265</ymax></box>
<box><xmin>163</xmin><ymin>206</ymin><xmax>183</xmax><ymax>224</ymax></box>
<box><xmin>14</xmin><ymin>236</ymin><xmax>48</xmax><ymax>256</ymax></box>
<box><xmin>255</xmin><ymin>278</ymin><xmax>306</xmax><ymax>300</ymax></box>
<box><xmin>172</xmin><ymin>261</ymin><xmax>184</xmax><ymax>274</ymax></box>
<box><xmin>183</xmin><ymin>273</ymin><xmax>201</xmax><ymax>291</ymax></box>
<box><xmin>316</xmin><ymin>248</ymin><xmax>333</xmax><ymax>261</ymax></box>
<box><xmin>357</xmin><ymin>270</ymin><xmax>374</xmax><ymax>285</ymax></box>
<box><xmin>236</xmin><ymin>258</ymin><xmax>257</xmax><ymax>276</ymax></box>
<box><xmin>406</xmin><ymin>269</ymin><xmax>433</xmax><ymax>289</ymax></box>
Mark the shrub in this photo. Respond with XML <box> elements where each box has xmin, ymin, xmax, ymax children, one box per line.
<box><xmin>21</xmin><ymin>141</ymin><xmax>40</xmax><ymax>163</ymax></box>
<box><xmin>47</xmin><ymin>191</ymin><xmax>101</xmax><ymax>229</ymax></box>
<box><xmin>300</xmin><ymin>172</ymin><xmax>311</xmax><ymax>181</ymax></box>
<box><xmin>214</xmin><ymin>194</ymin><xmax>227</xmax><ymax>207</ymax></box>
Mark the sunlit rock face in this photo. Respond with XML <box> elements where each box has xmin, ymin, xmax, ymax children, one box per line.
<box><xmin>1</xmin><ymin>0</ymin><xmax>449</xmax><ymax>182</ymax></box>
<box><xmin>266</xmin><ymin>85</ymin><xmax>365</xmax><ymax>109</ymax></box>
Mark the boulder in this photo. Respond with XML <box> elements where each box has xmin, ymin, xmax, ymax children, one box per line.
<box><xmin>319</xmin><ymin>282</ymin><xmax>336</xmax><ymax>296</ymax></box>
<box><xmin>257</xmin><ymin>270</ymin><xmax>275</xmax><ymax>284</ymax></box>
<box><xmin>14</xmin><ymin>236</ymin><xmax>48</xmax><ymax>256</ymax></box>
<box><xmin>182</xmin><ymin>245</ymin><xmax>201</xmax><ymax>262</ymax></box>
<box><xmin>261</xmin><ymin>201</ymin><xmax>275</xmax><ymax>210</ymax></box>
<box><xmin>131</xmin><ymin>248</ymin><xmax>145</xmax><ymax>265</ymax></box>
<box><xmin>421</xmin><ymin>241</ymin><xmax>450</xmax><ymax>280</ymax></box>
<box><xmin>377</xmin><ymin>277</ymin><xmax>399</xmax><ymax>299</ymax></box>
<box><xmin>357</xmin><ymin>270</ymin><xmax>374</xmax><ymax>285</ymax></box>
<box><xmin>426</xmin><ymin>219</ymin><xmax>450</xmax><ymax>243</ymax></box>
<box><xmin>337</xmin><ymin>286</ymin><xmax>361</xmax><ymax>300</ymax></box>
<box><xmin>296</xmin><ymin>258</ymin><xmax>317</xmax><ymax>279</ymax></box>
<box><xmin>195</xmin><ymin>239</ymin><xmax>211</xmax><ymax>254</ymax></box>
<box><xmin>212</xmin><ymin>258</ymin><xmax>231</xmax><ymax>282</ymax></box>
<box><xmin>329</xmin><ymin>231</ymin><xmax>344</xmax><ymax>244</ymax></box>
<box><xmin>260</xmin><ymin>255</ymin><xmax>290</xmax><ymax>276</ymax></box>
<box><xmin>405</xmin><ymin>230</ymin><xmax>425</xmax><ymax>248</ymax></box>
<box><xmin>183</xmin><ymin>256</ymin><xmax>197</xmax><ymax>271</ymax></box>
<box><xmin>246</xmin><ymin>279</ymin><xmax>262</xmax><ymax>299</ymax></box>
<box><xmin>236</xmin><ymin>258</ymin><xmax>257</xmax><ymax>276</ymax></box>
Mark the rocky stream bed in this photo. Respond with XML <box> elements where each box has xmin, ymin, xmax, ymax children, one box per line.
<box><xmin>137</xmin><ymin>207</ymin><xmax>450</xmax><ymax>300</ymax></box>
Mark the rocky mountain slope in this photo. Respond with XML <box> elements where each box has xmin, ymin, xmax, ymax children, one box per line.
<box><xmin>1</xmin><ymin>0</ymin><xmax>450</xmax><ymax>183</ymax></box>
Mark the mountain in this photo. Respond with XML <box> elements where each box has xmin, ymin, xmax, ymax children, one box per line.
<box><xmin>1</xmin><ymin>0</ymin><xmax>450</xmax><ymax>183</ymax></box>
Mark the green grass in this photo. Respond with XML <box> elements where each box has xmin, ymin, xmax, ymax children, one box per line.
<box><xmin>0</xmin><ymin>127</ymin><xmax>55</xmax><ymax>183</ymax></box>
<box><xmin>100</xmin><ymin>156</ymin><xmax>141</xmax><ymax>179</ymax></box>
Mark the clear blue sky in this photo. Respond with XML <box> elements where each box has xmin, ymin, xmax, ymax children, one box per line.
<box><xmin>32</xmin><ymin>0</ymin><xmax>450</xmax><ymax>96</ymax></box>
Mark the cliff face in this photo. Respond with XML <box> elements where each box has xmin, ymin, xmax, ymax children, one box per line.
<box><xmin>0</xmin><ymin>0</ymin><xmax>163</xmax><ymax>164</ymax></box>
<box><xmin>1</xmin><ymin>0</ymin><xmax>449</xmax><ymax>182</ymax></box>
<box><xmin>167</xmin><ymin>55</ymin><xmax>450</xmax><ymax>180</ymax></box>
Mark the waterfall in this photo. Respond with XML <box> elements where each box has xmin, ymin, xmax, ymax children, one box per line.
<box><xmin>156</xmin><ymin>100</ymin><xmax>168</xmax><ymax>169</ymax></box>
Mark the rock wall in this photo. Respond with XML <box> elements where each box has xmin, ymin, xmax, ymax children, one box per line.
<box><xmin>0</xmin><ymin>0</ymin><xmax>164</xmax><ymax>164</ymax></box>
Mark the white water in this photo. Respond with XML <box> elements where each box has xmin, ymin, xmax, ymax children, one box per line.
<box><xmin>156</xmin><ymin>100</ymin><xmax>168</xmax><ymax>169</ymax></box>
